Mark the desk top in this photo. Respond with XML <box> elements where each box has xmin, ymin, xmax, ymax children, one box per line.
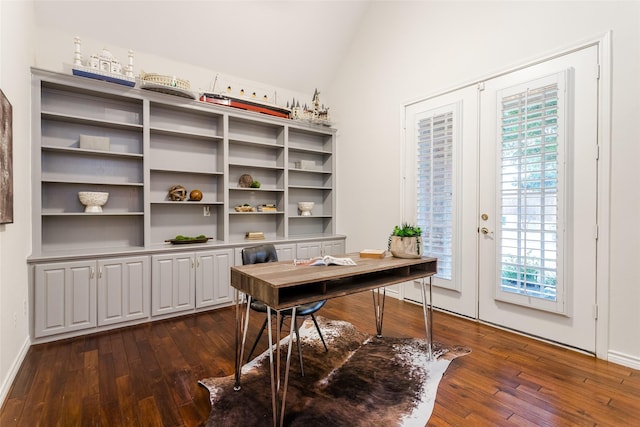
<box><xmin>231</xmin><ymin>253</ymin><xmax>437</xmax><ymax>309</ymax></box>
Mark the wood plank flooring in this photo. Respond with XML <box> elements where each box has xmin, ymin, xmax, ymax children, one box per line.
<box><xmin>1</xmin><ymin>292</ymin><xmax>639</xmax><ymax>426</ymax></box>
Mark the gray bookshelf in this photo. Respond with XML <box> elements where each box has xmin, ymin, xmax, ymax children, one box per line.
<box><xmin>29</xmin><ymin>68</ymin><xmax>344</xmax><ymax>342</ymax></box>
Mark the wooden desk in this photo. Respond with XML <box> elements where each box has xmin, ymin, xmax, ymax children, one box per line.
<box><xmin>230</xmin><ymin>253</ymin><xmax>437</xmax><ymax>426</ymax></box>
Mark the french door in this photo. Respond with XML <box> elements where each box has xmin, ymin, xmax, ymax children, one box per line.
<box><xmin>478</xmin><ymin>45</ymin><xmax>599</xmax><ymax>353</ymax></box>
<box><xmin>404</xmin><ymin>44</ymin><xmax>599</xmax><ymax>352</ymax></box>
<box><xmin>403</xmin><ymin>86</ymin><xmax>479</xmax><ymax>319</ymax></box>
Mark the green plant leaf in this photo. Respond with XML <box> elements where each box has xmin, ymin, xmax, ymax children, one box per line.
<box><xmin>390</xmin><ymin>222</ymin><xmax>422</xmax><ymax>237</ymax></box>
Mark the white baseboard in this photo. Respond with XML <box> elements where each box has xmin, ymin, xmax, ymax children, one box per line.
<box><xmin>607</xmin><ymin>350</ymin><xmax>640</xmax><ymax>370</ymax></box>
<box><xmin>0</xmin><ymin>337</ymin><xmax>31</xmax><ymax>408</ymax></box>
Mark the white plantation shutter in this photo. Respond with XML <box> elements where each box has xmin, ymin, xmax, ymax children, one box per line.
<box><xmin>416</xmin><ymin>109</ymin><xmax>455</xmax><ymax>280</ymax></box>
<box><xmin>497</xmin><ymin>73</ymin><xmax>566</xmax><ymax>308</ymax></box>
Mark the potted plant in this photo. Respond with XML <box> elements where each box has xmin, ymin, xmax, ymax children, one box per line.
<box><xmin>388</xmin><ymin>222</ymin><xmax>423</xmax><ymax>258</ymax></box>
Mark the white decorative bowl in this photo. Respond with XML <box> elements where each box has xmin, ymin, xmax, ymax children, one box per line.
<box><xmin>78</xmin><ymin>191</ymin><xmax>109</xmax><ymax>212</ymax></box>
<box><xmin>298</xmin><ymin>201</ymin><xmax>315</xmax><ymax>216</ymax></box>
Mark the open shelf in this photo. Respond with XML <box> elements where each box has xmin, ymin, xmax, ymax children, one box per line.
<box><xmin>32</xmin><ymin>69</ymin><xmax>338</xmax><ymax>257</ymax></box>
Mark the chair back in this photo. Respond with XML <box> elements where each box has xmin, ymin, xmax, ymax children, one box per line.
<box><xmin>242</xmin><ymin>244</ymin><xmax>278</xmax><ymax>265</ymax></box>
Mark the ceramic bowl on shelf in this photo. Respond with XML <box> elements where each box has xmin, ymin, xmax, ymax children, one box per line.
<box><xmin>78</xmin><ymin>191</ymin><xmax>109</xmax><ymax>212</ymax></box>
<box><xmin>298</xmin><ymin>201</ymin><xmax>315</xmax><ymax>216</ymax></box>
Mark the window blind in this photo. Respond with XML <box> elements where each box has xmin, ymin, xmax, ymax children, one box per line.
<box><xmin>499</xmin><ymin>83</ymin><xmax>559</xmax><ymax>301</ymax></box>
<box><xmin>416</xmin><ymin>111</ymin><xmax>454</xmax><ymax>280</ymax></box>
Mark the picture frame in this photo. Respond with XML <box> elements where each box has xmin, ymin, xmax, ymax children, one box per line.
<box><xmin>0</xmin><ymin>88</ymin><xmax>13</xmax><ymax>224</ymax></box>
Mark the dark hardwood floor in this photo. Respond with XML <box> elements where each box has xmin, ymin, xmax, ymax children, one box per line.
<box><xmin>1</xmin><ymin>292</ymin><xmax>639</xmax><ymax>426</ymax></box>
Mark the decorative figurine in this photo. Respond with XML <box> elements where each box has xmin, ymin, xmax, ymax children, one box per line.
<box><xmin>168</xmin><ymin>185</ymin><xmax>187</xmax><ymax>201</ymax></box>
<box><xmin>238</xmin><ymin>174</ymin><xmax>254</xmax><ymax>188</ymax></box>
<box><xmin>289</xmin><ymin>89</ymin><xmax>330</xmax><ymax>125</ymax></box>
<box><xmin>138</xmin><ymin>71</ymin><xmax>195</xmax><ymax>99</ymax></box>
<box><xmin>70</xmin><ymin>37</ymin><xmax>135</xmax><ymax>87</ymax></box>
<box><xmin>199</xmin><ymin>74</ymin><xmax>291</xmax><ymax>119</ymax></box>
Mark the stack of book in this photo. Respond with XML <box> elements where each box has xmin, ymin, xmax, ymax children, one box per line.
<box><xmin>257</xmin><ymin>204</ymin><xmax>277</xmax><ymax>212</ymax></box>
<box><xmin>245</xmin><ymin>231</ymin><xmax>265</xmax><ymax>240</ymax></box>
<box><xmin>359</xmin><ymin>249</ymin><xmax>387</xmax><ymax>259</ymax></box>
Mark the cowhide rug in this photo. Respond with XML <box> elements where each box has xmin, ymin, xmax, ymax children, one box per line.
<box><xmin>199</xmin><ymin>316</ymin><xmax>470</xmax><ymax>426</ymax></box>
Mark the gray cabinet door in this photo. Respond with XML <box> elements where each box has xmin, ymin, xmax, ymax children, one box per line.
<box><xmin>322</xmin><ymin>240</ymin><xmax>345</xmax><ymax>256</ymax></box>
<box><xmin>151</xmin><ymin>253</ymin><xmax>195</xmax><ymax>316</ymax></box>
<box><xmin>275</xmin><ymin>244</ymin><xmax>296</xmax><ymax>261</ymax></box>
<box><xmin>297</xmin><ymin>240</ymin><xmax>345</xmax><ymax>258</ymax></box>
<box><xmin>34</xmin><ymin>261</ymin><xmax>97</xmax><ymax>337</ymax></box>
<box><xmin>195</xmin><ymin>249</ymin><xmax>234</xmax><ymax>308</ymax></box>
<box><xmin>98</xmin><ymin>256</ymin><xmax>150</xmax><ymax>326</ymax></box>
<box><xmin>296</xmin><ymin>242</ymin><xmax>322</xmax><ymax>259</ymax></box>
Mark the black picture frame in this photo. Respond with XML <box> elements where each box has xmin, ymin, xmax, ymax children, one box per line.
<box><xmin>0</xmin><ymin>88</ymin><xmax>13</xmax><ymax>224</ymax></box>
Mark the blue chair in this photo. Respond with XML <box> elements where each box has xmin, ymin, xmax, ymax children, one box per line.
<box><xmin>242</xmin><ymin>244</ymin><xmax>328</xmax><ymax>376</ymax></box>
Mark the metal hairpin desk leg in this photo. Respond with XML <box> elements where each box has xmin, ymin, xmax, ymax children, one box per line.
<box><xmin>233</xmin><ymin>296</ymin><xmax>298</xmax><ymax>427</ymax></box>
<box><xmin>266</xmin><ymin>307</ymin><xmax>277</xmax><ymax>426</ymax></box>
<box><xmin>266</xmin><ymin>306</ymin><xmax>297</xmax><ymax>427</ymax></box>
<box><xmin>420</xmin><ymin>276</ymin><xmax>434</xmax><ymax>361</ymax></box>
<box><xmin>372</xmin><ymin>287</ymin><xmax>386</xmax><ymax>338</ymax></box>
<box><xmin>234</xmin><ymin>291</ymin><xmax>252</xmax><ymax>391</ymax></box>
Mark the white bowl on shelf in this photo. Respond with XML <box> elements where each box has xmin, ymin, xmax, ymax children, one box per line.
<box><xmin>78</xmin><ymin>191</ymin><xmax>109</xmax><ymax>212</ymax></box>
<box><xmin>297</xmin><ymin>201</ymin><xmax>315</xmax><ymax>216</ymax></box>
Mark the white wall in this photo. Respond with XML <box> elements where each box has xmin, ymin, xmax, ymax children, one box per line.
<box><xmin>0</xmin><ymin>0</ymin><xmax>35</xmax><ymax>404</ymax></box>
<box><xmin>328</xmin><ymin>1</ymin><xmax>640</xmax><ymax>367</ymax></box>
<box><xmin>31</xmin><ymin>28</ymin><xmax>313</xmax><ymax>116</ymax></box>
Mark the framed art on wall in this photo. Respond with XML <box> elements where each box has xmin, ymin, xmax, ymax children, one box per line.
<box><xmin>0</xmin><ymin>88</ymin><xmax>13</xmax><ymax>224</ymax></box>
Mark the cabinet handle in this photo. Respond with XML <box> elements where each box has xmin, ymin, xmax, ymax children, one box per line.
<box><xmin>90</xmin><ymin>267</ymin><xmax>95</xmax><ymax>279</ymax></box>
<box><xmin>99</xmin><ymin>267</ymin><xmax>102</xmax><ymax>278</ymax></box>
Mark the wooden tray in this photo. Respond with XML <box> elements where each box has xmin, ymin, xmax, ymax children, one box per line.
<box><xmin>166</xmin><ymin>237</ymin><xmax>212</xmax><ymax>244</ymax></box>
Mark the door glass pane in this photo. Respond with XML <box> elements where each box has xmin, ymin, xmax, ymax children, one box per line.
<box><xmin>499</xmin><ymin>83</ymin><xmax>559</xmax><ymax>301</ymax></box>
<box><xmin>417</xmin><ymin>111</ymin><xmax>454</xmax><ymax>280</ymax></box>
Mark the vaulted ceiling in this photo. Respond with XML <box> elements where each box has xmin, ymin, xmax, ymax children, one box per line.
<box><xmin>33</xmin><ymin>0</ymin><xmax>372</xmax><ymax>93</ymax></box>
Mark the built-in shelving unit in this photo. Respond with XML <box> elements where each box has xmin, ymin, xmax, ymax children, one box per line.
<box><xmin>287</xmin><ymin>127</ymin><xmax>334</xmax><ymax>237</ymax></box>
<box><xmin>36</xmin><ymin>79</ymin><xmax>145</xmax><ymax>253</ymax></box>
<box><xmin>31</xmin><ymin>68</ymin><xmax>339</xmax><ymax>258</ymax></box>
<box><xmin>228</xmin><ymin>116</ymin><xmax>286</xmax><ymax>242</ymax></box>
<box><xmin>29</xmin><ymin>68</ymin><xmax>344</xmax><ymax>342</ymax></box>
<box><xmin>147</xmin><ymin>101</ymin><xmax>225</xmax><ymax>246</ymax></box>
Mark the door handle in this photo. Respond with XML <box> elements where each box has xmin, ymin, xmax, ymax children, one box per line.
<box><xmin>480</xmin><ymin>227</ymin><xmax>490</xmax><ymax>234</ymax></box>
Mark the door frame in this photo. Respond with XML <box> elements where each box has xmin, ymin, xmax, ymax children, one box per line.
<box><xmin>400</xmin><ymin>32</ymin><xmax>611</xmax><ymax>359</ymax></box>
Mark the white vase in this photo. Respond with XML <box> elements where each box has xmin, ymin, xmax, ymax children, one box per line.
<box><xmin>298</xmin><ymin>202</ymin><xmax>314</xmax><ymax>216</ymax></box>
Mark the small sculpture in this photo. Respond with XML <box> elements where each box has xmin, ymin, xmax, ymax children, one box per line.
<box><xmin>234</xmin><ymin>204</ymin><xmax>255</xmax><ymax>212</ymax></box>
<box><xmin>71</xmin><ymin>37</ymin><xmax>135</xmax><ymax>86</ymax></box>
<box><xmin>189</xmin><ymin>189</ymin><xmax>203</xmax><ymax>201</ymax></box>
<box><xmin>289</xmin><ymin>88</ymin><xmax>330</xmax><ymax>125</ymax></box>
<box><xmin>238</xmin><ymin>174</ymin><xmax>253</xmax><ymax>188</ymax></box>
<box><xmin>168</xmin><ymin>185</ymin><xmax>187</xmax><ymax>201</ymax></box>
<box><xmin>84</xmin><ymin>45</ymin><xmax>123</xmax><ymax>75</ymax></box>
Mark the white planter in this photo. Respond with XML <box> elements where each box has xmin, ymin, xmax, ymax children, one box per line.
<box><xmin>389</xmin><ymin>236</ymin><xmax>422</xmax><ymax>259</ymax></box>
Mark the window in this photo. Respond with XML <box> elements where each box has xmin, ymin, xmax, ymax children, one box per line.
<box><xmin>497</xmin><ymin>74</ymin><xmax>566</xmax><ymax>306</ymax></box>
<box><xmin>416</xmin><ymin>108</ymin><xmax>455</xmax><ymax>281</ymax></box>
